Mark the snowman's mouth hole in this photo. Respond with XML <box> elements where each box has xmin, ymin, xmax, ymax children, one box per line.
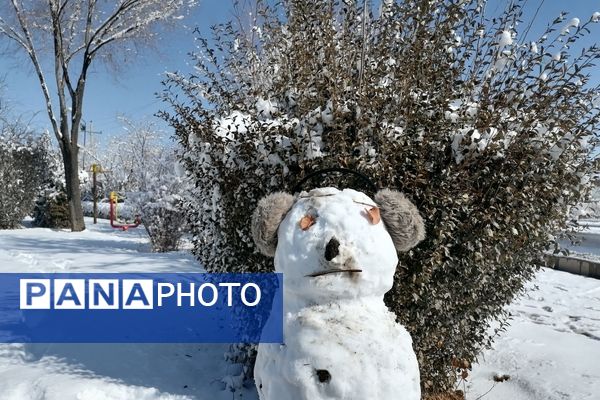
<box><xmin>305</xmin><ymin>269</ymin><xmax>363</xmax><ymax>277</ymax></box>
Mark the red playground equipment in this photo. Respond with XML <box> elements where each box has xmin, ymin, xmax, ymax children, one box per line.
<box><xmin>109</xmin><ymin>191</ymin><xmax>142</xmax><ymax>231</ymax></box>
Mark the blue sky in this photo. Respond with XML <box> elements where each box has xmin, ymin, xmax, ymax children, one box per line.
<box><xmin>0</xmin><ymin>1</ymin><xmax>232</xmax><ymax>144</ymax></box>
<box><xmin>0</xmin><ymin>0</ymin><xmax>598</xmax><ymax>147</ymax></box>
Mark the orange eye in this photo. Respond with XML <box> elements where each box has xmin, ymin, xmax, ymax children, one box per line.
<box><xmin>365</xmin><ymin>207</ymin><xmax>380</xmax><ymax>224</ymax></box>
<box><xmin>299</xmin><ymin>215</ymin><xmax>316</xmax><ymax>230</ymax></box>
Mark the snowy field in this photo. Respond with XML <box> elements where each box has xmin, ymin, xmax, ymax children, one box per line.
<box><xmin>467</xmin><ymin>269</ymin><xmax>600</xmax><ymax>400</ymax></box>
<box><xmin>0</xmin><ymin>219</ymin><xmax>598</xmax><ymax>400</ymax></box>
<box><xmin>0</xmin><ymin>218</ymin><xmax>256</xmax><ymax>400</ymax></box>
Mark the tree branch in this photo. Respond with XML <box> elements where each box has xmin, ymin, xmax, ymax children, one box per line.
<box><xmin>58</xmin><ymin>0</ymin><xmax>70</xmax><ymax>16</ymax></box>
<box><xmin>89</xmin><ymin>12</ymin><xmax>164</xmax><ymax>56</ymax></box>
<box><xmin>49</xmin><ymin>0</ymin><xmax>76</xmax><ymax>100</ymax></box>
<box><xmin>0</xmin><ymin>16</ymin><xmax>30</xmax><ymax>50</ymax></box>
<box><xmin>8</xmin><ymin>0</ymin><xmax>62</xmax><ymax>141</ymax></box>
<box><xmin>86</xmin><ymin>0</ymin><xmax>140</xmax><ymax>55</ymax></box>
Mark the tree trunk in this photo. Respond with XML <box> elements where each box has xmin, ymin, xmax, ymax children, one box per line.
<box><xmin>61</xmin><ymin>144</ymin><xmax>86</xmax><ymax>232</ymax></box>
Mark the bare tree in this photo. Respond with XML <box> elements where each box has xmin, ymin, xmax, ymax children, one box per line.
<box><xmin>100</xmin><ymin>116</ymin><xmax>174</xmax><ymax>194</ymax></box>
<box><xmin>0</xmin><ymin>0</ymin><xmax>195</xmax><ymax>231</ymax></box>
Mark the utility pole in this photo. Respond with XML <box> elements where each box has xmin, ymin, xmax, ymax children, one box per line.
<box><xmin>90</xmin><ymin>163</ymin><xmax>109</xmax><ymax>224</ymax></box>
<box><xmin>91</xmin><ymin>164</ymin><xmax>99</xmax><ymax>224</ymax></box>
<box><xmin>88</xmin><ymin>120</ymin><xmax>102</xmax><ymax>156</ymax></box>
<box><xmin>80</xmin><ymin>120</ymin><xmax>103</xmax><ymax>171</ymax></box>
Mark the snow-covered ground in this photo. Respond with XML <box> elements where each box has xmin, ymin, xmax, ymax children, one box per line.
<box><xmin>468</xmin><ymin>268</ymin><xmax>600</xmax><ymax>400</ymax></box>
<box><xmin>0</xmin><ymin>218</ymin><xmax>257</xmax><ymax>400</ymax></box>
<box><xmin>0</xmin><ymin>219</ymin><xmax>598</xmax><ymax>400</ymax></box>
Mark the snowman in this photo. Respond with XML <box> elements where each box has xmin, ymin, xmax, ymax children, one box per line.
<box><xmin>251</xmin><ymin>186</ymin><xmax>425</xmax><ymax>400</ymax></box>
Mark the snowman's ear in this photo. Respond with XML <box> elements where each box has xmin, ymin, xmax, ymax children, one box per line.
<box><xmin>251</xmin><ymin>192</ymin><xmax>295</xmax><ymax>257</ymax></box>
<box><xmin>374</xmin><ymin>189</ymin><xmax>425</xmax><ymax>252</ymax></box>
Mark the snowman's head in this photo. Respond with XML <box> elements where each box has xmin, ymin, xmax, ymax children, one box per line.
<box><xmin>251</xmin><ymin>187</ymin><xmax>425</xmax><ymax>305</ymax></box>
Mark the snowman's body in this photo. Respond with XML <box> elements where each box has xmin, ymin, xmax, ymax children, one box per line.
<box><xmin>255</xmin><ymin>299</ymin><xmax>420</xmax><ymax>400</ymax></box>
<box><xmin>253</xmin><ymin>188</ymin><xmax>421</xmax><ymax>400</ymax></box>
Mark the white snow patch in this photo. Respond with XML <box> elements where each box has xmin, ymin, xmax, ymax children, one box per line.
<box><xmin>530</xmin><ymin>41</ymin><xmax>538</xmax><ymax>54</ymax></box>
<box><xmin>561</xmin><ymin>17</ymin><xmax>580</xmax><ymax>34</ymax></box>
<box><xmin>320</xmin><ymin>100</ymin><xmax>334</xmax><ymax>126</ymax></box>
<box><xmin>214</xmin><ymin>111</ymin><xmax>251</xmax><ymax>140</ymax></box>
<box><xmin>0</xmin><ymin>219</ymin><xmax>258</xmax><ymax>400</ymax></box>
<box><xmin>255</xmin><ymin>98</ymin><xmax>278</xmax><ymax>119</ymax></box>
<box><xmin>468</xmin><ymin>268</ymin><xmax>600</xmax><ymax>400</ymax></box>
<box><xmin>498</xmin><ymin>31</ymin><xmax>513</xmax><ymax>47</ymax></box>
<box><xmin>553</xmin><ymin>51</ymin><xmax>562</xmax><ymax>61</ymax></box>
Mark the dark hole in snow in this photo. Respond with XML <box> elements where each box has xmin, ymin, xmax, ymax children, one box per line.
<box><xmin>324</xmin><ymin>237</ymin><xmax>340</xmax><ymax>261</ymax></box>
<box><xmin>316</xmin><ymin>369</ymin><xmax>331</xmax><ymax>383</ymax></box>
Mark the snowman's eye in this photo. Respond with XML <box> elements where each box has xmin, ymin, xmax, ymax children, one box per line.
<box><xmin>365</xmin><ymin>206</ymin><xmax>381</xmax><ymax>224</ymax></box>
<box><xmin>299</xmin><ymin>214</ymin><xmax>316</xmax><ymax>230</ymax></box>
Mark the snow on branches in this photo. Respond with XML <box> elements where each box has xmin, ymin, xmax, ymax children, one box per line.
<box><xmin>0</xmin><ymin>122</ymin><xmax>51</xmax><ymax>229</ymax></box>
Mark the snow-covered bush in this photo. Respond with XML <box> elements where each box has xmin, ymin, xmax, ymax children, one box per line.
<box><xmin>99</xmin><ymin>118</ymin><xmax>176</xmax><ymax>195</ymax></box>
<box><xmin>33</xmin><ymin>191</ymin><xmax>71</xmax><ymax>229</ymax></box>
<box><xmin>81</xmin><ymin>200</ymin><xmax>135</xmax><ymax>220</ymax></box>
<box><xmin>132</xmin><ymin>177</ymin><xmax>187</xmax><ymax>252</ymax></box>
<box><xmin>0</xmin><ymin>124</ymin><xmax>50</xmax><ymax>229</ymax></box>
<box><xmin>32</xmin><ymin>136</ymin><xmax>71</xmax><ymax>229</ymax></box>
<box><xmin>161</xmin><ymin>0</ymin><xmax>600</xmax><ymax>394</ymax></box>
<box><xmin>100</xmin><ymin>119</ymin><xmax>188</xmax><ymax>252</ymax></box>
